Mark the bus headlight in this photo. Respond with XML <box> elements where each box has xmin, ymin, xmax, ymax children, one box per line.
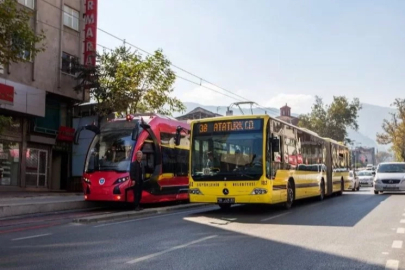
<box><xmin>114</xmin><ymin>176</ymin><xmax>129</xmax><ymax>184</ymax></box>
<box><xmin>189</xmin><ymin>188</ymin><xmax>203</xmax><ymax>195</ymax></box>
<box><xmin>251</xmin><ymin>188</ymin><xmax>268</xmax><ymax>195</ymax></box>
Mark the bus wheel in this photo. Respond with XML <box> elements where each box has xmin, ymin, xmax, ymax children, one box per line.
<box><xmin>285</xmin><ymin>181</ymin><xmax>294</xmax><ymax>209</ymax></box>
<box><xmin>218</xmin><ymin>204</ymin><xmax>231</xmax><ymax>211</ymax></box>
<box><xmin>319</xmin><ymin>180</ymin><xmax>325</xmax><ymax>201</ymax></box>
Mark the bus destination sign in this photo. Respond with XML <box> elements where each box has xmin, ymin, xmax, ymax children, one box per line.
<box><xmin>194</xmin><ymin>119</ymin><xmax>262</xmax><ymax>134</ymax></box>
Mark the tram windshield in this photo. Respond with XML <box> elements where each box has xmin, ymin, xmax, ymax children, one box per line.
<box><xmin>84</xmin><ymin>120</ymin><xmax>140</xmax><ymax>173</ymax></box>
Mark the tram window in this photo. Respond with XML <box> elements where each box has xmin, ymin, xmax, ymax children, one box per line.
<box><xmin>141</xmin><ymin>142</ymin><xmax>155</xmax><ymax>173</ymax></box>
<box><xmin>176</xmin><ymin>149</ymin><xmax>189</xmax><ymax>176</ymax></box>
<box><xmin>162</xmin><ymin>147</ymin><xmax>175</xmax><ymax>174</ymax></box>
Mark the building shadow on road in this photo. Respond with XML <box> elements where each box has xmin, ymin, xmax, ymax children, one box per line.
<box><xmin>186</xmin><ymin>190</ymin><xmax>391</xmax><ymax>227</ymax></box>
<box><xmin>0</xmin><ymin>217</ymin><xmax>386</xmax><ymax>270</ymax></box>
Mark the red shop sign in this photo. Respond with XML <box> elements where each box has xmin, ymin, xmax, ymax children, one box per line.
<box><xmin>57</xmin><ymin>126</ymin><xmax>75</xmax><ymax>142</ymax></box>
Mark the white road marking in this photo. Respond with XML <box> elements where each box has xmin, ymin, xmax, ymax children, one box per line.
<box><xmin>391</xmin><ymin>240</ymin><xmax>403</xmax><ymax>249</ymax></box>
<box><xmin>400</xmin><ymin>219</ymin><xmax>405</xmax><ymax>224</ymax></box>
<box><xmin>397</xmin><ymin>228</ymin><xmax>405</xmax><ymax>234</ymax></box>
<box><xmin>261</xmin><ymin>212</ymin><xmax>291</xmax><ymax>222</ymax></box>
<box><xmin>403</xmin><ymin>213</ymin><xmax>405</xmax><ymax>216</ymax></box>
<box><xmin>94</xmin><ymin>207</ymin><xmax>216</xmax><ymax>228</ymax></box>
<box><xmin>385</xmin><ymin>260</ymin><xmax>399</xmax><ymax>270</ymax></box>
<box><xmin>382</xmin><ymin>252</ymin><xmax>389</xmax><ymax>255</ymax></box>
<box><xmin>12</xmin><ymin>233</ymin><xmax>52</xmax><ymax>241</ymax></box>
<box><xmin>126</xmin><ymin>235</ymin><xmax>217</xmax><ymax>264</ymax></box>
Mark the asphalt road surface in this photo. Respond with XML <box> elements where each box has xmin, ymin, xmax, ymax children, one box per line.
<box><xmin>1</xmin><ymin>187</ymin><xmax>405</xmax><ymax>270</ymax></box>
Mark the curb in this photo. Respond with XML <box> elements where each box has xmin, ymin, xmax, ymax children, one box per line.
<box><xmin>72</xmin><ymin>203</ymin><xmax>212</xmax><ymax>224</ymax></box>
<box><xmin>0</xmin><ymin>200</ymin><xmax>99</xmax><ymax>219</ymax></box>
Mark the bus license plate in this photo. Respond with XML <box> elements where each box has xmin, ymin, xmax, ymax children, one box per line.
<box><xmin>217</xmin><ymin>198</ymin><xmax>235</xmax><ymax>204</ymax></box>
<box><xmin>383</xmin><ymin>186</ymin><xmax>399</xmax><ymax>190</ymax></box>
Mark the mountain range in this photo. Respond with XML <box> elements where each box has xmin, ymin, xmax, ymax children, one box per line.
<box><xmin>173</xmin><ymin>102</ymin><xmax>396</xmax><ymax>152</ymax></box>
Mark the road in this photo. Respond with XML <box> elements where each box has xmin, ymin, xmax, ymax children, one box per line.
<box><xmin>0</xmin><ymin>187</ymin><xmax>404</xmax><ymax>270</ymax></box>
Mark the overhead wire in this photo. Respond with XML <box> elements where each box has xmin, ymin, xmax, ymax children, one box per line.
<box><xmin>38</xmin><ymin>0</ymin><xmax>280</xmax><ymax>115</ymax></box>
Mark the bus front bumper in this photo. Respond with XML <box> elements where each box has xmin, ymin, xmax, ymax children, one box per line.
<box><xmin>190</xmin><ymin>194</ymin><xmax>272</xmax><ymax>204</ymax></box>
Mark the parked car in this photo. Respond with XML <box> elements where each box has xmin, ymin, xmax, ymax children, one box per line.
<box><xmin>347</xmin><ymin>170</ymin><xmax>360</xmax><ymax>191</ymax></box>
<box><xmin>373</xmin><ymin>162</ymin><xmax>405</xmax><ymax>194</ymax></box>
<box><xmin>357</xmin><ymin>170</ymin><xmax>374</xmax><ymax>187</ymax></box>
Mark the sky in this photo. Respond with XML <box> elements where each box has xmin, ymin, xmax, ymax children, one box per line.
<box><xmin>96</xmin><ymin>0</ymin><xmax>405</xmax><ymax>114</ymax></box>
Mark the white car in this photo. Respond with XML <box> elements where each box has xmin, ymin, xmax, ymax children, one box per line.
<box><xmin>347</xmin><ymin>170</ymin><xmax>360</xmax><ymax>191</ymax></box>
<box><xmin>374</xmin><ymin>162</ymin><xmax>405</xmax><ymax>194</ymax></box>
<box><xmin>357</xmin><ymin>170</ymin><xmax>374</xmax><ymax>187</ymax></box>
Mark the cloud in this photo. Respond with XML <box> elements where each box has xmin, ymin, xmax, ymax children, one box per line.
<box><xmin>180</xmin><ymin>83</ymin><xmax>244</xmax><ymax>106</ymax></box>
<box><xmin>264</xmin><ymin>93</ymin><xmax>314</xmax><ymax>114</ymax></box>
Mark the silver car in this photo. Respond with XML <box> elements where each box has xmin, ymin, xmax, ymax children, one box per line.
<box><xmin>357</xmin><ymin>170</ymin><xmax>374</xmax><ymax>187</ymax></box>
<box><xmin>374</xmin><ymin>162</ymin><xmax>405</xmax><ymax>194</ymax></box>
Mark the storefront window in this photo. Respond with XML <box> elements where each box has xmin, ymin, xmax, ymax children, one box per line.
<box><xmin>0</xmin><ymin>141</ymin><xmax>20</xmax><ymax>186</ymax></box>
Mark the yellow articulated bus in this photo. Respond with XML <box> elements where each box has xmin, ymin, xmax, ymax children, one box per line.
<box><xmin>185</xmin><ymin>114</ymin><xmax>351</xmax><ymax>210</ymax></box>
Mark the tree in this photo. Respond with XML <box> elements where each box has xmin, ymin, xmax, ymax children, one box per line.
<box><xmin>376</xmin><ymin>98</ymin><xmax>405</xmax><ymax>161</ymax></box>
<box><xmin>0</xmin><ymin>0</ymin><xmax>46</xmax><ymax>65</ymax></box>
<box><xmin>298</xmin><ymin>96</ymin><xmax>362</xmax><ymax>142</ymax></box>
<box><xmin>74</xmin><ymin>45</ymin><xmax>185</xmax><ymax>126</ymax></box>
<box><xmin>375</xmin><ymin>151</ymin><xmax>392</xmax><ymax>164</ymax></box>
<box><xmin>0</xmin><ymin>0</ymin><xmax>46</xmax><ymax>133</ymax></box>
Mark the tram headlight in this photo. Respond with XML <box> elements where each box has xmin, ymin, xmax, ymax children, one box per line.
<box><xmin>189</xmin><ymin>188</ymin><xmax>203</xmax><ymax>195</ymax></box>
<box><xmin>114</xmin><ymin>176</ymin><xmax>129</xmax><ymax>184</ymax></box>
<box><xmin>251</xmin><ymin>188</ymin><xmax>268</xmax><ymax>195</ymax></box>
<box><xmin>83</xmin><ymin>177</ymin><xmax>90</xmax><ymax>184</ymax></box>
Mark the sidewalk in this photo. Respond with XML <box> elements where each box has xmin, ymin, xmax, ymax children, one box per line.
<box><xmin>0</xmin><ymin>192</ymin><xmax>98</xmax><ymax>219</ymax></box>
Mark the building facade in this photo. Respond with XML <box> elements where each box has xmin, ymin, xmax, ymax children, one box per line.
<box><xmin>352</xmin><ymin>147</ymin><xmax>376</xmax><ymax>166</ymax></box>
<box><xmin>275</xmin><ymin>104</ymin><xmax>299</xmax><ymax>126</ymax></box>
<box><xmin>176</xmin><ymin>107</ymin><xmax>221</xmax><ymax>121</ymax></box>
<box><xmin>0</xmin><ymin>0</ymin><xmax>91</xmax><ymax>191</ymax></box>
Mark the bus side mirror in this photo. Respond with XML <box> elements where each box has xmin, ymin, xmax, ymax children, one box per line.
<box><xmin>131</xmin><ymin>125</ymin><xmax>139</xmax><ymax>141</ymax></box>
<box><xmin>175</xmin><ymin>126</ymin><xmax>182</xmax><ymax>146</ymax></box>
<box><xmin>272</xmin><ymin>137</ymin><xmax>280</xmax><ymax>153</ymax></box>
<box><xmin>372</xmin><ymin>171</ymin><xmax>376</xmax><ymax>175</ymax></box>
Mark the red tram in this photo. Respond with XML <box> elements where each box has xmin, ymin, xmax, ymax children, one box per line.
<box><xmin>74</xmin><ymin>113</ymin><xmax>190</xmax><ymax>204</ymax></box>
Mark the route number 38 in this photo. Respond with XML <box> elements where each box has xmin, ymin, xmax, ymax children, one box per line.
<box><xmin>199</xmin><ymin>124</ymin><xmax>208</xmax><ymax>133</ymax></box>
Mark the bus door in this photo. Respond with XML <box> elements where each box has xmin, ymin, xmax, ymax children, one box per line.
<box><xmin>138</xmin><ymin>120</ymin><xmax>162</xmax><ymax>195</ymax></box>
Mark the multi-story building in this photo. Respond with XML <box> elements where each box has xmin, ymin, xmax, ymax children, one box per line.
<box><xmin>275</xmin><ymin>104</ymin><xmax>299</xmax><ymax>126</ymax></box>
<box><xmin>0</xmin><ymin>0</ymin><xmax>93</xmax><ymax>191</ymax></box>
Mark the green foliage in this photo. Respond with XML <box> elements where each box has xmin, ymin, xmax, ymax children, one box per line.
<box><xmin>298</xmin><ymin>96</ymin><xmax>362</xmax><ymax>142</ymax></box>
<box><xmin>74</xmin><ymin>45</ymin><xmax>185</xmax><ymax>120</ymax></box>
<box><xmin>0</xmin><ymin>0</ymin><xmax>45</xmax><ymax>134</ymax></box>
<box><xmin>0</xmin><ymin>115</ymin><xmax>12</xmax><ymax>134</ymax></box>
<box><xmin>0</xmin><ymin>0</ymin><xmax>46</xmax><ymax>65</ymax></box>
<box><xmin>376</xmin><ymin>98</ymin><xmax>405</xmax><ymax>161</ymax></box>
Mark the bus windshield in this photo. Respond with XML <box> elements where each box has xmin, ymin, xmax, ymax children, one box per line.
<box><xmin>191</xmin><ymin>119</ymin><xmax>264</xmax><ymax>181</ymax></box>
<box><xmin>84</xmin><ymin>121</ymin><xmax>139</xmax><ymax>173</ymax></box>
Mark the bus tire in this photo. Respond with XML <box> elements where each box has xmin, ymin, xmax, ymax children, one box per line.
<box><xmin>284</xmin><ymin>180</ymin><xmax>294</xmax><ymax>209</ymax></box>
<box><xmin>319</xmin><ymin>179</ymin><xmax>325</xmax><ymax>201</ymax></box>
<box><xmin>218</xmin><ymin>204</ymin><xmax>231</xmax><ymax>211</ymax></box>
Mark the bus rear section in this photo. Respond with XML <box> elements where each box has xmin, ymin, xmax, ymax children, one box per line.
<box><xmin>188</xmin><ymin>117</ymin><xmax>277</xmax><ymax>207</ymax></box>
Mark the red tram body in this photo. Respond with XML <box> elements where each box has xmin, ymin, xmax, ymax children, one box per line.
<box><xmin>75</xmin><ymin>114</ymin><xmax>190</xmax><ymax>204</ymax></box>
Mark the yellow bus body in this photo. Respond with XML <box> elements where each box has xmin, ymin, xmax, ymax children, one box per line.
<box><xmin>188</xmin><ymin>115</ymin><xmax>350</xmax><ymax>206</ymax></box>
